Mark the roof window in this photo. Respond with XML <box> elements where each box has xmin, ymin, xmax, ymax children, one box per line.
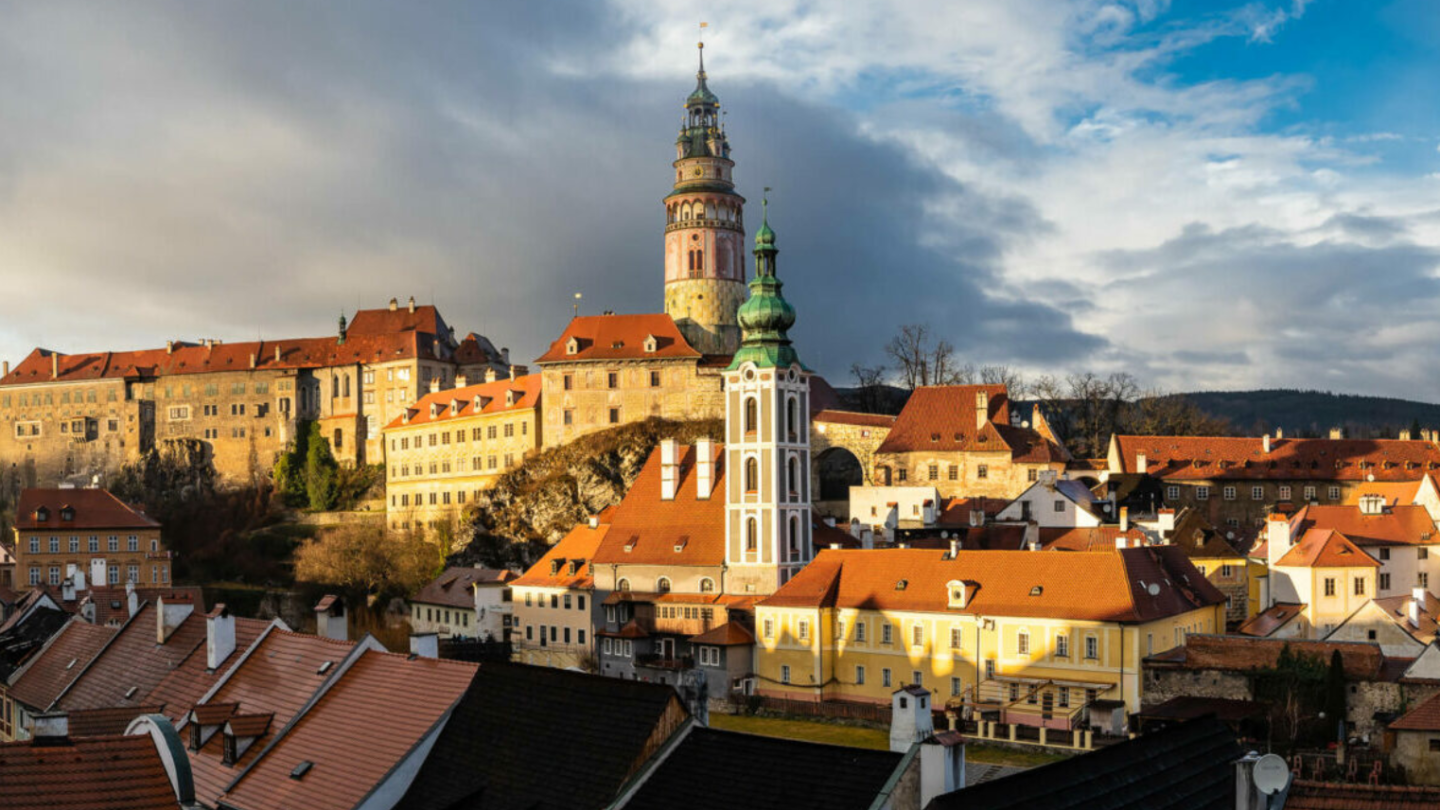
<box><xmin>33</xmin><ymin>506</ymin><xmax>49</xmax><ymax>522</ymax></box>
<box><xmin>124</xmin><ymin>686</ymin><xmax>138</xmax><ymax>699</ymax></box>
<box><xmin>60</xmin><ymin>506</ymin><xmax>74</xmax><ymax>521</ymax></box>
<box><xmin>317</xmin><ymin>661</ymin><xmax>332</xmax><ymax>675</ymax></box>
<box><xmin>895</xmin><ymin>579</ymin><xmax>908</xmax><ymax>591</ymax></box>
<box><xmin>290</xmin><ymin>761</ymin><xmax>314</xmax><ymax>780</ymax></box>
<box><xmin>1029</xmin><ymin>586</ymin><xmax>1043</xmax><ymax>597</ymax></box>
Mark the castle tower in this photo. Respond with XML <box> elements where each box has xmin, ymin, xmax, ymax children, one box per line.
<box><xmin>663</xmin><ymin>41</ymin><xmax>747</xmax><ymax>356</ymax></box>
<box><xmin>723</xmin><ymin>202</ymin><xmax>812</xmax><ymax>595</ymax></box>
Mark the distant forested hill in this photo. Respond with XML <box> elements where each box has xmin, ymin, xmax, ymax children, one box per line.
<box><xmin>1164</xmin><ymin>390</ymin><xmax>1440</xmax><ymax>438</ymax></box>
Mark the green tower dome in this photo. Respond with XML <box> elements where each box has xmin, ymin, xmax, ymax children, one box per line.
<box><xmin>729</xmin><ymin>198</ymin><xmax>803</xmax><ymax>371</ymax></box>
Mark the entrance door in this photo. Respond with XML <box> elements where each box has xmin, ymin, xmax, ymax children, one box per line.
<box><xmin>659</xmin><ymin>638</ymin><xmax>675</xmax><ymax>660</ymax></box>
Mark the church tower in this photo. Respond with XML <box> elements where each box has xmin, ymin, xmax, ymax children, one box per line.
<box><xmin>663</xmin><ymin>42</ymin><xmax>747</xmax><ymax>356</ymax></box>
<box><xmin>723</xmin><ymin>202</ymin><xmax>812</xmax><ymax>595</ymax></box>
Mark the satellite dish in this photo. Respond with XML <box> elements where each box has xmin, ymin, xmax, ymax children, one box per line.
<box><xmin>1147</xmin><ymin>583</ymin><xmax>1160</xmax><ymax>597</ymax></box>
<box><xmin>1253</xmin><ymin>753</ymin><xmax>1289</xmax><ymax>794</ymax></box>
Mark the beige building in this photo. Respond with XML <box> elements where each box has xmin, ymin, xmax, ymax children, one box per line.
<box><xmin>1264</xmin><ymin>512</ymin><xmax>1381</xmax><ymax>637</ymax></box>
<box><xmin>382</xmin><ymin>373</ymin><xmax>541</xmax><ymax>533</ymax></box>
<box><xmin>11</xmin><ymin>488</ymin><xmax>169</xmax><ymax>589</ymax></box>
<box><xmin>0</xmin><ymin>298</ymin><xmax>513</xmax><ymax>487</ymax></box>
<box><xmin>511</xmin><ymin>511</ymin><xmax>612</xmax><ymax>669</ymax></box>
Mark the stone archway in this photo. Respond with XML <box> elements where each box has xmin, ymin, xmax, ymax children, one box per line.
<box><xmin>816</xmin><ymin>447</ymin><xmax>864</xmax><ymax>501</ymax></box>
<box><xmin>810</xmin><ymin>411</ymin><xmax>895</xmax><ymax>517</ymax></box>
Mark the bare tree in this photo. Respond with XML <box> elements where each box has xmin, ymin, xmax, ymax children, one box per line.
<box><xmin>884</xmin><ymin>324</ymin><xmax>969</xmax><ymax>389</ymax></box>
<box><xmin>849</xmin><ymin>363</ymin><xmax>889</xmax><ymax>414</ymax></box>
<box><xmin>978</xmin><ymin>365</ymin><xmax>1026</xmax><ymax>397</ymax></box>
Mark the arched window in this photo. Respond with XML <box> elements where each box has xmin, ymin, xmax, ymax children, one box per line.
<box><xmin>343</xmin><ymin>374</ymin><xmax>351</xmax><ymax>398</ymax></box>
<box><xmin>744</xmin><ymin>397</ymin><xmax>757</xmax><ymax>434</ymax></box>
<box><xmin>788</xmin><ymin>515</ymin><xmax>800</xmax><ymax>555</ymax></box>
<box><xmin>786</xmin><ymin>397</ymin><xmax>798</xmax><ymax>440</ymax></box>
<box><xmin>699</xmin><ymin>577</ymin><xmax>715</xmax><ymax>593</ymax></box>
<box><xmin>617</xmin><ymin>578</ymin><xmax>631</xmax><ymax>592</ymax></box>
<box><xmin>681</xmin><ymin>203</ymin><xmax>691</xmax><ymax>220</ymax></box>
<box><xmin>331</xmin><ymin>374</ymin><xmax>339</xmax><ymax>398</ymax></box>
<box><xmin>656</xmin><ymin>577</ymin><xmax>671</xmax><ymax>593</ymax></box>
<box><xmin>745</xmin><ymin>457</ymin><xmax>758</xmax><ymax>492</ymax></box>
<box><xmin>745</xmin><ymin>518</ymin><xmax>758</xmax><ymax>552</ymax></box>
<box><xmin>787</xmin><ymin>456</ymin><xmax>798</xmax><ymax>498</ymax></box>
<box><xmin>706</xmin><ymin>202</ymin><xmax>716</xmax><ymax>220</ymax></box>
<box><xmin>694</xmin><ymin>249</ymin><xmax>704</xmax><ymax>273</ymax></box>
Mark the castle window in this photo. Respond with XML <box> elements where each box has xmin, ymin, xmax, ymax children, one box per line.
<box><xmin>788</xmin><ymin>516</ymin><xmax>800</xmax><ymax>555</ymax></box>
<box><xmin>745</xmin><ymin>518</ymin><xmax>758</xmax><ymax>552</ymax></box>
<box><xmin>656</xmin><ymin>577</ymin><xmax>671</xmax><ymax>593</ymax></box>
<box><xmin>745</xmin><ymin>457</ymin><xmax>759</xmax><ymax>493</ymax></box>
<box><xmin>744</xmin><ymin>398</ymin><xmax>757</xmax><ymax>434</ymax></box>
<box><xmin>787</xmin><ymin>457</ymin><xmax>799</xmax><ymax>497</ymax></box>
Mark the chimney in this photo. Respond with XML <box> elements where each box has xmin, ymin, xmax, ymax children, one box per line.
<box><xmin>61</xmin><ymin>575</ymin><xmax>76</xmax><ymax>603</ymax></box>
<box><xmin>862</xmin><ymin>528</ymin><xmax>874</xmax><ymax>550</ymax></box>
<box><xmin>501</xmin><ymin>347</ymin><xmax>510</xmax><ymax>365</ymax></box>
<box><xmin>206</xmin><ymin>604</ymin><xmax>235</xmax><ymax>670</ymax></box>
<box><xmin>1024</xmin><ymin>521</ymin><xmax>1040</xmax><ymax>551</ymax></box>
<box><xmin>409</xmin><ymin>633</ymin><xmax>439</xmax><ymax>659</ymax></box>
<box><xmin>890</xmin><ymin>685</ymin><xmax>935</xmax><ymax>753</ymax></box>
<box><xmin>948</xmin><ymin>538</ymin><xmax>960</xmax><ymax>559</ymax></box>
<box><xmin>1115</xmin><ymin>535</ymin><xmax>1128</xmax><ymax>550</ymax></box>
<box><xmin>695</xmin><ymin>439</ymin><xmax>714</xmax><ymax>499</ymax></box>
<box><xmin>1330</xmin><ymin>427</ymin><xmax>1343</xmax><ymax>440</ymax></box>
<box><xmin>157</xmin><ymin>594</ymin><xmax>195</xmax><ymax>644</ymax></box>
<box><xmin>315</xmin><ymin>595</ymin><xmax>347</xmax><ymax>641</ymax></box>
<box><xmin>969</xmin><ymin>509</ymin><xmax>984</xmax><ymax>528</ymax></box>
<box><xmin>2</xmin><ymin>360</ymin><xmax>9</xmax><ymax>376</ymax></box>
<box><xmin>1266</xmin><ymin>514</ymin><xmax>1294</xmax><ymax>561</ymax></box>
<box><xmin>1401</xmin><ymin>430</ymin><xmax>1413</xmax><ymax>441</ymax></box>
<box><xmin>849</xmin><ymin>518</ymin><xmax>862</xmax><ymax>539</ymax></box>
<box><xmin>1263</xmin><ymin>434</ymin><xmax>1271</xmax><ymax>453</ymax></box>
<box><xmin>51</xmin><ymin>353</ymin><xmax>59</xmax><ymax>379</ymax></box>
<box><xmin>1412</xmin><ymin>588</ymin><xmax>1428</xmax><ymax>629</ymax></box>
<box><xmin>455</xmin><ymin>374</ymin><xmax>467</xmax><ymax>389</ymax></box>
<box><xmin>509</xmin><ymin>365</ymin><xmax>517</xmax><ymax>381</ymax></box>
<box><xmin>31</xmin><ymin>713</ymin><xmax>69</xmax><ymax>746</ymax></box>
<box><xmin>588</xmin><ymin>514</ymin><xmax>600</xmax><ymax>530</ymax></box>
<box><xmin>1136</xmin><ymin>453</ymin><xmax>1147</xmax><ymax>475</ymax></box>
<box><xmin>166</xmin><ymin>340</ymin><xmax>174</xmax><ymax>355</ymax></box>
<box><xmin>125</xmin><ymin>579</ymin><xmax>138</xmax><ymax>619</ymax></box>
<box><xmin>1119</xmin><ymin>506</ymin><xmax>1129</xmax><ymax>532</ymax></box>
<box><xmin>389</xmin><ymin>297</ymin><xmax>398</xmax><ymax>311</ymax></box>
<box><xmin>70</xmin><ymin>564</ymin><xmax>86</xmax><ymax>594</ymax></box>
<box><xmin>408</xmin><ymin>296</ymin><xmax>416</xmax><ymax>312</ymax></box>
<box><xmin>1157</xmin><ymin>508</ymin><xmax>1176</xmax><ymax>537</ymax></box>
<box><xmin>1360</xmin><ymin>494</ymin><xmax>1384</xmax><ymax>515</ymax></box>
<box><xmin>249</xmin><ymin>353</ymin><xmax>256</xmax><ymax>369</ymax></box>
<box><xmin>429</xmin><ymin>378</ymin><xmax>441</xmax><ymax>394</ymax></box>
<box><xmin>659</xmin><ymin>439</ymin><xmax>678</xmax><ymax>501</ymax></box>
<box><xmin>923</xmin><ymin>499</ymin><xmax>938</xmax><ymax>526</ymax></box>
<box><xmin>975</xmin><ymin>390</ymin><xmax>988</xmax><ymax>433</ymax></box>
<box><xmin>1276</xmin><ymin>427</ymin><xmax>1284</xmax><ymax>439</ymax></box>
<box><xmin>484</xmin><ymin>368</ymin><xmax>497</xmax><ymax>383</ymax></box>
<box><xmin>918</xmin><ymin>730</ymin><xmax>967</xmax><ymax>807</ymax></box>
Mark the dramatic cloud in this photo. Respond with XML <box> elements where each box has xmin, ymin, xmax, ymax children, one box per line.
<box><xmin>0</xmin><ymin>1</ymin><xmax>1437</xmax><ymax>398</ymax></box>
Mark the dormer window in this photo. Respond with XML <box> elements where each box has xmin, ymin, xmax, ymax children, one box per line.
<box><xmin>430</xmin><ymin>403</ymin><xmax>441</xmax><ymax>417</ymax></box>
<box><xmin>674</xmin><ymin>536</ymin><xmax>689</xmax><ymax>553</ymax></box>
<box><xmin>611</xmin><ymin>341</ymin><xmax>624</xmax><ymax>349</ymax></box>
<box><xmin>506</xmin><ymin>390</ymin><xmax>517</xmax><ymax>406</ymax></box>
<box><xmin>450</xmin><ymin>400</ymin><xmax>461</xmax><ymax>416</ymax></box>
<box><xmin>59</xmin><ymin>506</ymin><xmax>74</xmax><ymax>522</ymax></box>
<box><xmin>1029</xmin><ymin>586</ymin><xmax>1043</xmax><ymax>596</ymax></box>
<box><xmin>34</xmin><ymin>506</ymin><xmax>49</xmax><ymax>522</ymax></box>
<box><xmin>946</xmin><ymin>580</ymin><xmax>966</xmax><ymax>609</ymax></box>
<box><xmin>644</xmin><ymin>335</ymin><xmax>658</xmax><ymax>353</ymax></box>
<box><xmin>568</xmin><ymin>559</ymin><xmax>583</xmax><ymax>576</ymax></box>
<box><xmin>550</xmin><ymin>559</ymin><xmax>563</xmax><ymax>575</ymax></box>
<box><xmin>895</xmin><ymin>579</ymin><xmax>908</xmax><ymax>591</ymax></box>
<box><xmin>565</xmin><ymin>337</ymin><xmax>580</xmax><ymax>355</ymax></box>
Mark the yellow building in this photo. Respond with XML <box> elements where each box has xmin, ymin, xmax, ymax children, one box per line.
<box><xmin>382</xmin><ymin>373</ymin><xmax>541</xmax><ymax>533</ymax></box>
<box><xmin>754</xmin><ymin>547</ymin><xmax>1225</xmax><ymax>730</ymax></box>
<box><xmin>1264</xmin><ymin>513</ymin><xmax>1382</xmax><ymax>637</ymax></box>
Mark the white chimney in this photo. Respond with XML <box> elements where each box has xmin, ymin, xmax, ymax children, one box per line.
<box><xmin>919</xmin><ymin>734</ymin><xmax>967</xmax><ymax>807</ymax></box>
<box><xmin>315</xmin><ymin>595</ymin><xmax>347</xmax><ymax>641</ymax></box>
<box><xmin>969</xmin><ymin>509</ymin><xmax>984</xmax><ymax>528</ymax></box>
<box><xmin>1157</xmin><ymin>509</ymin><xmax>1176</xmax><ymax>537</ymax></box>
<box><xmin>849</xmin><ymin>518</ymin><xmax>863</xmax><ymax>539</ymax></box>
<box><xmin>948</xmin><ymin>538</ymin><xmax>960</xmax><ymax>559</ymax></box>
<box><xmin>862</xmin><ymin>528</ymin><xmax>874</xmax><ymax>550</ymax></box>
<box><xmin>659</xmin><ymin>439</ymin><xmax>678</xmax><ymax>501</ymax></box>
<box><xmin>1120</xmin><ymin>506</ymin><xmax>1129</xmax><ymax>532</ymax></box>
<box><xmin>890</xmin><ymin>685</ymin><xmax>935</xmax><ymax>753</ymax></box>
<box><xmin>410</xmin><ymin>633</ymin><xmax>439</xmax><ymax>659</ymax></box>
<box><xmin>1266</xmin><ymin>515</ymin><xmax>1294</xmax><ymax>563</ymax></box>
<box><xmin>1024</xmin><ymin>521</ymin><xmax>1040</xmax><ymax>552</ymax></box>
<box><xmin>206</xmin><ymin>605</ymin><xmax>236</xmax><ymax>670</ymax></box>
<box><xmin>1136</xmin><ymin>453</ymin><xmax>1148</xmax><ymax>475</ymax></box>
<box><xmin>1276</xmin><ymin>427</ymin><xmax>1284</xmax><ymax>439</ymax></box>
<box><xmin>70</xmin><ymin>564</ymin><xmax>86</xmax><ymax>594</ymax></box>
<box><xmin>455</xmin><ymin>374</ymin><xmax>467</xmax><ymax>389</ymax></box>
<box><xmin>407</xmin><ymin>295</ymin><xmax>415</xmax><ymax>313</ymax></box>
<box><xmin>1330</xmin><ymin>427</ymin><xmax>1343</xmax><ymax>440</ymax></box>
<box><xmin>1400</xmin><ymin>430</ymin><xmax>1413</xmax><ymax>441</ymax></box>
<box><xmin>1263</xmin><ymin>434</ymin><xmax>1271</xmax><ymax>453</ymax></box>
<box><xmin>695</xmin><ymin>439</ymin><xmax>714</xmax><ymax>500</ymax></box>
<box><xmin>157</xmin><ymin>594</ymin><xmax>195</xmax><ymax>644</ymax></box>
<box><xmin>124</xmin><ymin>577</ymin><xmax>137</xmax><ymax>619</ymax></box>
<box><xmin>429</xmin><ymin>378</ymin><xmax>441</xmax><ymax>394</ymax></box>
<box><xmin>1116</xmin><ymin>536</ymin><xmax>1128</xmax><ymax>550</ymax></box>
<box><xmin>484</xmin><ymin>368</ymin><xmax>497</xmax><ymax>383</ymax></box>
<box><xmin>32</xmin><ymin>713</ymin><xmax>69</xmax><ymax>744</ymax></box>
<box><xmin>1412</xmin><ymin>588</ymin><xmax>1428</xmax><ymax>629</ymax></box>
<box><xmin>61</xmin><ymin>575</ymin><xmax>76</xmax><ymax>603</ymax></box>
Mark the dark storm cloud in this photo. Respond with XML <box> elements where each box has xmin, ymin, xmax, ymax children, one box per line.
<box><xmin>0</xmin><ymin>1</ymin><xmax>1105</xmax><ymax>382</ymax></box>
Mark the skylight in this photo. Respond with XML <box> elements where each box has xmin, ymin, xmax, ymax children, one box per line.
<box><xmin>291</xmin><ymin>761</ymin><xmax>314</xmax><ymax>780</ymax></box>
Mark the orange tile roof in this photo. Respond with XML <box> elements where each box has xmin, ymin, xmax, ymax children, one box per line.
<box><xmin>1039</xmin><ymin>526</ymin><xmax>1150</xmax><ymax>552</ymax></box>
<box><xmin>758</xmin><ymin>546</ymin><xmax>1224</xmax><ymax>622</ymax></box>
<box><xmin>1113</xmin><ymin>435</ymin><xmax>1440</xmax><ymax>481</ymax></box>
<box><xmin>937</xmin><ymin>497</ymin><xmax>1009</xmax><ymax>524</ymax></box>
<box><xmin>1235</xmin><ymin>603</ymin><xmax>1306</xmax><ymax>637</ymax></box>
<box><xmin>1275</xmin><ymin>528</ymin><xmax>1381</xmax><ymax>568</ymax></box>
<box><xmin>592</xmin><ymin>444</ymin><xmax>726</xmax><ymax>567</ymax></box>
<box><xmin>514</xmin><ymin>521</ymin><xmax>611</xmax><ymax>589</ymax></box>
<box><xmin>0</xmin><ymin>733</ymin><xmax>179</xmax><ymax>810</ymax></box>
<box><xmin>7</xmin><ymin>620</ymin><xmax>116</xmax><ymax>711</ymax></box>
<box><xmin>145</xmin><ymin>617</ymin><xmax>271</xmax><ymax>724</ymax></box>
<box><xmin>187</xmin><ymin>629</ymin><xmax>356</xmax><ymax>806</ymax></box>
<box><xmin>14</xmin><ymin>489</ymin><xmax>159</xmax><ymax>531</ymax></box>
<box><xmin>876</xmin><ymin>385</ymin><xmax>1011</xmax><ymax>454</ymax></box>
<box><xmin>1343</xmin><ymin>480</ymin><xmax>1423</xmax><ymax>506</ymax></box>
<box><xmin>690</xmin><ymin>621</ymin><xmax>755</xmax><ymax>646</ymax></box>
<box><xmin>535</xmin><ymin>313</ymin><xmax>701</xmax><ymax>364</ymax></box>
<box><xmin>411</xmin><ymin>566</ymin><xmax>516</xmax><ymax>609</ymax></box>
<box><xmin>382</xmin><ymin>374</ymin><xmax>540</xmax><ymax>430</ymax></box>
<box><xmin>1292</xmin><ymin>504</ymin><xmax>1438</xmax><ymax>547</ymax></box>
<box><xmin>1391</xmin><ymin>690</ymin><xmax>1440</xmax><ymax>731</ymax></box>
<box><xmin>345</xmin><ymin>303</ymin><xmax>447</xmax><ymax>337</ymax></box>
<box><xmin>217</xmin><ymin>650</ymin><xmax>477</xmax><ymax>810</ymax></box>
<box><xmin>57</xmin><ymin>603</ymin><xmax>208</xmax><ymax>712</ymax></box>
<box><xmin>812</xmin><ymin>410</ymin><xmax>896</xmax><ymax>428</ymax></box>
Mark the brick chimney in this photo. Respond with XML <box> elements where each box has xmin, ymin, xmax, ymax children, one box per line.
<box><xmin>315</xmin><ymin>595</ymin><xmax>347</xmax><ymax>641</ymax></box>
<box><xmin>206</xmin><ymin>604</ymin><xmax>235</xmax><ymax>670</ymax></box>
<box><xmin>695</xmin><ymin>439</ymin><xmax>714</xmax><ymax>499</ymax></box>
<box><xmin>659</xmin><ymin>439</ymin><xmax>679</xmax><ymax>501</ymax></box>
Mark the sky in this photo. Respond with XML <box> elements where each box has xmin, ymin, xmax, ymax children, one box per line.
<box><xmin>1</xmin><ymin>1</ymin><xmax>1438</xmax><ymax>399</ymax></box>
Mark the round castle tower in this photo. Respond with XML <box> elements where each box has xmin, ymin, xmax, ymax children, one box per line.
<box><xmin>663</xmin><ymin>42</ymin><xmax>746</xmax><ymax>356</ymax></box>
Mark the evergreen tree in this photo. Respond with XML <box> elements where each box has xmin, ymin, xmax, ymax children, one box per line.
<box><xmin>1325</xmin><ymin>649</ymin><xmax>1347</xmax><ymax>736</ymax></box>
<box><xmin>304</xmin><ymin>425</ymin><xmax>338</xmax><ymax>511</ymax></box>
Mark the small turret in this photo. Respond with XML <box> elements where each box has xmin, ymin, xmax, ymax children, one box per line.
<box><xmin>337</xmin><ymin>314</ymin><xmax>347</xmax><ymax>346</ymax></box>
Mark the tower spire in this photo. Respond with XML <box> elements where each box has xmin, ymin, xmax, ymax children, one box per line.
<box><xmin>729</xmin><ymin>197</ymin><xmax>800</xmax><ymax>370</ymax></box>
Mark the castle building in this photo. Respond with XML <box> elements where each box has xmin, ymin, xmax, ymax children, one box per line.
<box><xmin>535</xmin><ymin>45</ymin><xmax>752</xmax><ymax>449</ymax></box>
<box><xmin>381</xmin><ymin>372</ymin><xmax>541</xmax><ymax>534</ymax></box>
<box><xmin>0</xmin><ymin>298</ymin><xmax>513</xmax><ymax>487</ymax></box>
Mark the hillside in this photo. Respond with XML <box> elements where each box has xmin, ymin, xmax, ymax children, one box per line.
<box><xmin>1171</xmin><ymin>390</ymin><xmax>1440</xmax><ymax>438</ymax></box>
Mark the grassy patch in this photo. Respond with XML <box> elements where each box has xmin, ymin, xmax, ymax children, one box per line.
<box><xmin>965</xmin><ymin>743</ymin><xmax>1069</xmax><ymax>768</ymax></box>
<box><xmin>709</xmin><ymin>714</ymin><xmax>890</xmax><ymax>750</ymax></box>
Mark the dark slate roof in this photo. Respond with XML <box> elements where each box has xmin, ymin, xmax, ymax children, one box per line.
<box><xmin>927</xmin><ymin>717</ymin><xmax>1243</xmax><ymax>810</ymax></box>
<box><xmin>0</xmin><ymin>608</ymin><xmax>70</xmax><ymax>682</ymax></box>
<box><xmin>622</xmin><ymin>727</ymin><xmax>905</xmax><ymax>810</ymax></box>
<box><xmin>393</xmin><ymin>663</ymin><xmax>685</xmax><ymax>810</ymax></box>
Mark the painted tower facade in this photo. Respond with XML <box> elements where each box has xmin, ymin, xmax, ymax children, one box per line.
<box><xmin>663</xmin><ymin>43</ymin><xmax>747</xmax><ymax>356</ymax></box>
<box><xmin>724</xmin><ymin>204</ymin><xmax>813</xmax><ymax>595</ymax></box>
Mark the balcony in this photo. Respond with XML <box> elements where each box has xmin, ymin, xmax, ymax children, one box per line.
<box><xmin>636</xmin><ymin>653</ymin><xmax>694</xmax><ymax>671</ymax></box>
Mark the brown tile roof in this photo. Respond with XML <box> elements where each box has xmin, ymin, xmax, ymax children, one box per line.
<box><xmin>1039</xmin><ymin>526</ymin><xmax>1151</xmax><ymax>552</ymax></box>
<box><xmin>145</xmin><ymin>617</ymin><xmax>271</xmax><ymax>724</ymax></box>
<box><xmin>224</xmin><ymin>712</ymin><xmax>274</xmax><ymax>738</ymax></box>
<box><xmin>0</xmin><ymin>733</ymin><xmax>180</xmax><ymax>810</ymax></box>
<box><xmin>1391</xmin><ymin>690</ymin><xmax>1440</xmax><ymax>731</ymax></box>
<box><xmin>85</xmin><ymin>586</ymin><xmax>206</xmax><ymax>627</ymax></box>
<box><xmin>1370</xmin><ymin>591</ymin><xmax>1440</xmax><ymax>642</ymax></box>
<box><xmin>411</xmin><ymin>567</ymin><xmax>516</xmax><ymax>609</ymax></box>
<box><xmin>592</xmin><ymin>444</ymin><xmax>726</xmax><ymax>567</ymax></box>
<box><xmin>14</xmin><ymin>489</ymin><xmax>159</xmax><ymax>531</ymax></box>
<box><xmin>1293</xmin><ymin>504</ymin><xmax>1438</xmax><ymax>547</ymax></box>
<box><xmin>383</xmin><ymin>374</ymin><xmax>540</xmax><ymax>430</ymax></box>
<box><xmin>1112</xmin><ymin>435</ymin><xmax>1440</xmax><ymax>481</ymax></box>
<box><xmin>937</xmin><ymin>497</ymin><xmax>1009</xmax><ymax>524</ymax></box>
<box><xmin>1285</xmin><ymin>780</ymin><xmax>1440</xmax><ymax>809</ymax></box>
<box><xmin>345</xmin><ymin>302</ymin><xmax>447</xmax><ymax>337</ymax></box>
<box><xmin>535</xmin><ymin>313</ymin><xmax>701</xmax><ymax>364</ymax></box>
<box><xmin>513</xmin><ymin>521</ymin><xmax>611</xmax><ymax>590</ymax></box>
<box><xmin>690</xmin><ymin>621</ymin><xmax>755</xmax><ymax>646</ymax></box>
<box><xmin>217</xmin><ymin>650</ymin><xmax>477</xmax><ymax>810</ymax></box>
<box><xmin>67</xmin><ymin>704</ymin><xmax>163</xmax><ymax>738</ymax></box>
<box><xmin>1156</xmin><ymin>634</ymin><xmax>1385</xmax><ymax>680</ymax></box>
<box><xmin>1275</xmin><ymin>529</ymin><xmax>1381</xmax><ymax>568</ymax></box>
<box><xmin>875</xmin><ymin>385</ymin><xmax>1012</xmax><ymax>454</ymax></box>
<box><xmin>758</xmin><ymin>546</ymin><xmax>1224</xmax><ymax>622</ymax></box>
<box><xmin>57</xmin><ymin>603</ymin><xmax>208</xmax><ymax>712</ymax></box>
<box><xmin>187</xmin><ymin>629</ymin><xmax>357</xmax><ymax>806</ymax></box>
<box><xmin>7</xmin><ymin>620</ymin><xmax>115</xmax><ymax>711</ymax></box>
<box><xmin>1236</xmin><ymin>603</ymin><xmax>1306</xmax><ymax>637</ymax></box>
<box><xmin>812</xmin><ymin>409</ymin><xmax>896</xmax><ymax>428</ymax></box>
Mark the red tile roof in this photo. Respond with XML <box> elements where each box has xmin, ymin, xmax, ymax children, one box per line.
<box><xmin>592</xmin><ymin>444</ymin><xmax>727</xmax><ymax>567</ymax></box>
<box><xmin>14</xmin><ymin>489</ymin><xmax>159</xmax><ymax>531</ymax></box>
<box><xmin>1112</xmin><ymin>435</ymin><xmax>1440</xmax><ymax>481</ymax></box>
<box><xmin>535</xmin><ymin>314</ymin><xmax>701</xmax><ymax>364</ymax></box>
<box><xmin>217</xmin><ymin>650</ymin><xmax>477</xmax><ymax>810</ymax></box>
<box><xmin>1370</xmin><ymin>591</ymin><xmax>1440</xmax><ymax>643</ymax></box>
<box><xmin>345</xmin><ymin>302</ymin><xmax>446</xmax><ymax>337</ymax></box>
<box><xmin>80</xmin><ymin>586</ymin><xmax>205</xmax><ymax>628</ymax></box>
<box><xmin>876</xmin><ymin>385</ymin><xmax>1011</xmax><ymax>454</ymax></box>
<box><xmin>1285</xmin><ymin>780</ymin><xmax>1440</xmax><ymax>810</ymax></box>
<box><xmin>145</xmin><ymin>617</ymin><xmax>271</xmax><ymax>724</ymax></box>
<box><xmin>383</xmin><ymin>374</ymin><xmax>540</xmax><ymax>430</ymax></box>
<box><xmin>1292</xmin><ymin>504</ymin><xmax>1438</xmax><ymax>547</ymax></box>
<box><xmin>1391</xmin><ymin>690</ymin><xmax>1440</xmax><ymax>731</ymax></box>
<box><xmin>187</xmin><ymin>629</ymin><xmax>357</xmax><ymax>806</ymax></box>
<box><xmin>1039</xmin><ymin>526</ymin><xmax>1151</xmax><ymax>552</ymax></box>
<box><xmin>514</xmin><ymin>519</ymin><xmax>611</xmax><ymax>590</ymax></box>
<box><xmin>411</xmin><ymin>567</ymin><xmax>516</xmax><ymax>609</ymax></box>
<box><xmin>690</xmin><ymin>621</ymin><xmax>755</xmax><ymax>646</ymax></box>
<box><xmin>812</xmin><ymin>410</ymin><xmax>896</xmax><ymax>429</ymax></box>
<box><xmin>758</xmin><ymin>546</ymin><xmax>1224</xmax><ymax>622</ymax></box>
<box><xmin>1275</xmin><ymin>529</ymin><xmax>1381</xmax><ymax>568</ymax></box>
<box><xmin>1236</xmin><ymin>603</ymin><xmax>1306</xmax><ymax>637</ymax></box>
<box><xmin>57</xmin><ymin>603</ymin><xmax>208</xmax><ymax>712</ymax></box>
<box><xmin>0</xmin><ymin>733</ymin><xmax>180</xmax><ymax>810</ymax></box>
<box><xmin>7</xmin><ymin>620</ymin><xmax>116</xmax><ymax>711</ymax></box>
<box><xmin>67</xmin><ymin>704</ymin><xmax>164</xmax><ymax>738</ymax></box>
<box><xmin>1153</xmin><ymin>634</ymin><xmax>1385</xmax><ymax>680</ymax></box>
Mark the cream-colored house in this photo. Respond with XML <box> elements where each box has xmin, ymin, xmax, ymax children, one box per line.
<box><xmin>1265</xmin><ymin>513</ymin><xmax>1380</xmax><ymax>637</ymax></box>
